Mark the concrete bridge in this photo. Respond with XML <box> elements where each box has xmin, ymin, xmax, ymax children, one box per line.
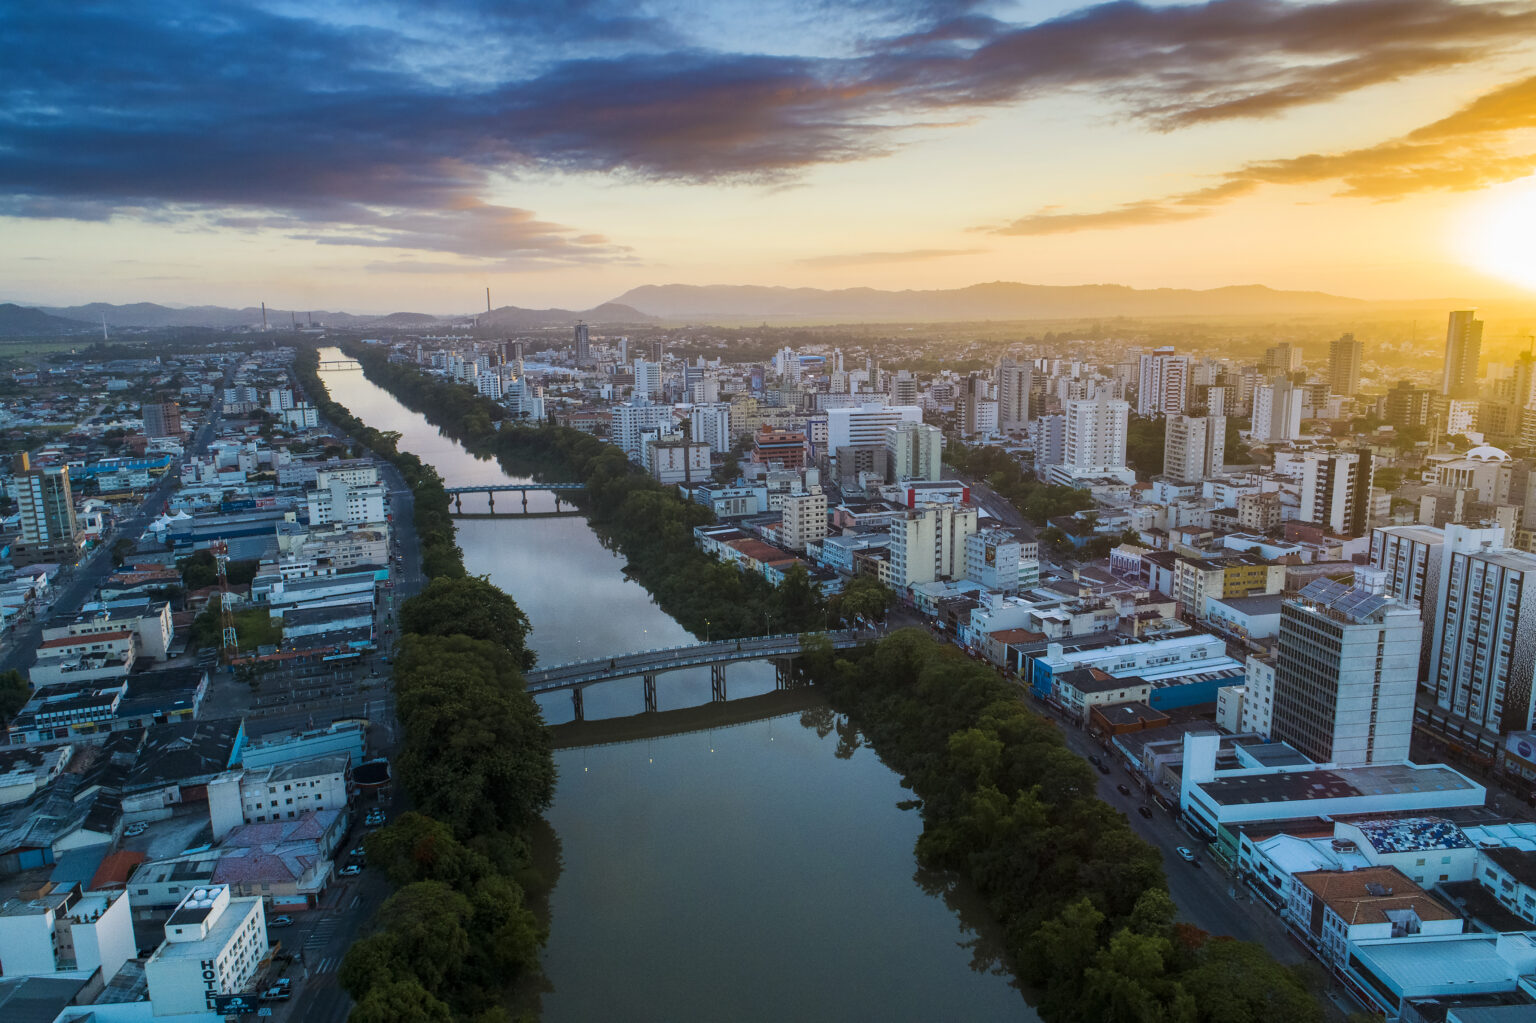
<box><xmin>524</xmin><ymin>630</ymin><xmax>874</xmax><ymax>718</ymax></box>
<box><xmin>443</xmin><ymin>482</ymin><xmax>584</xmax><ymax>514</ymax></box>
<box><xmin>316</xmin><ymin>359</ymin><xmax>361</xmax><ymax>370</ymax></box>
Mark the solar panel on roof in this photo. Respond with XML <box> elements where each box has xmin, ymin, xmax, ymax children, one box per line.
<box><xmin>1299</xmin><ymin>578</ymin><xmax>1348</xmax><ymax>603</ymax></box>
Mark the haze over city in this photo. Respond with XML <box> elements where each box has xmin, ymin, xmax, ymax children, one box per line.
<box><xmin>7</xmin><ymin>0</ymin><xmax>1536</xmax><ymax>311</ymax></box>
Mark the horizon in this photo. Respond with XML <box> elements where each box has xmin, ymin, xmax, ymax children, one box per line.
<box><xmin>6</xmin><ymin>1</ymin><xmax>1536</xmax><ymax>310</ymax></box>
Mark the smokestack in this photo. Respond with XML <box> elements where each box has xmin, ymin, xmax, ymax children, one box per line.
<box><xmin>486</xmin><ymin>287</ymin><xmax>492</xmax><ymax>314</ymax></box>
<box><xmin>261</xmin><ymin>302</ymin><xmax>267</xmax><ymax>331</ymax></box>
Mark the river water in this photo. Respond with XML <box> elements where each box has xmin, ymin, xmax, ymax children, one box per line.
<box><xmin>317</xmin><ymin>350</ymin><xmax>1032</xmax><ymax>1022</ymax></box>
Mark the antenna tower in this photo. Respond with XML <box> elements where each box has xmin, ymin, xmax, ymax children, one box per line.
<box><xmin>214</xmin><ymin>541</ymin><xmax>238</xmax><ymax>654</ymax></box>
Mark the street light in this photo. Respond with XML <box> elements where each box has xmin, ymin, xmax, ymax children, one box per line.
<box><xmin>705</xmin><ymin>618</ymin><xmax>711</xmax><ymax>643</ymax></box>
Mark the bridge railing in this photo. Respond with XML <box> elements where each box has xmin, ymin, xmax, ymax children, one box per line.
<box><xmin>525</xmin><ymin>630</ymin><xmax>871</xmax><ymax>680</ymax></box>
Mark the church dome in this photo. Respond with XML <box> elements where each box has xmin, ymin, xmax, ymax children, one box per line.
<box><xmin>1463</xmin><ymin>444</ymin><xmax>1510</xmax><ymax>462</ymax></box>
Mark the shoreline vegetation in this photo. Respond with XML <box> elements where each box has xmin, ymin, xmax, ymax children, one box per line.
<box><xmin>294</xmin><ymin>347</ymin><xmax>556</xmax><ymax>1023</ymax></box>
<box><xmin>338</xmin><ymin>343</ymin><xmax>1324</xmax><ymax>1023</ymax></box>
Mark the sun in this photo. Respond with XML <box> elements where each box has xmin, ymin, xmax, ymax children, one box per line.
<box><xmin>1458</xmin><ymin>174</ymin><xmax>1536</xmax><ymax>292</ymax></box>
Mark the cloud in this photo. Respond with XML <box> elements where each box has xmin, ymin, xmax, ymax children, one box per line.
<box><xmin>794</xmin><ymin>247</ymin><xmax>985</xmax><ymax>266</ymax></box>
<box><xmin>993</xmin><ymin>71</ymin><xmax>1536</xmax><ymax>235</ymax></box>
<box><xmin>2</xmin><ymin>0</ymin><xmax>1535</xmax><ymax>259</ymax></box>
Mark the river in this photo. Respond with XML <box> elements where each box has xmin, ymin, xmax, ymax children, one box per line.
<box><xmin>317</xmin><ymin>349</ymin><xmax>1032</xmax><ymax>1022</ymax></box>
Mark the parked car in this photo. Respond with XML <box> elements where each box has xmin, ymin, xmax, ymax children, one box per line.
<box><xmin>1136</xmin><ymin>805</ymin><xmax>1153</xmax><ymax>819</ymax></box>
<box><xmin>124</xmin><ymin>822</ymin><xmax>148</xmax><ymax>837</ymax></box>
<box><xmin>1115</xmin><ymin>783</ymin><xmax>1131</xmax><ymax>797</ymax></box>
<box><xmin>340</xmin><ymin>864</ymin><xmax>362</xmax><ymax>876</ymax></box>
<box><xmin>261</xmin><ymin>988</ymin><xmax>291</xmax><ymax>1002</ymax></box>
<box><xmin>348</xmin><ymin>846</ymin><xmax>366</xmax><ymax>858</ymax></box>
<box><xmin>1087</xmin><ymin>754</ymin><xmax>1101</xmax><ymax>767</ymax></box>
<box><xmin>1176</xmin><ymin>847</ymin><xmax>1199</xmax><ymax>865</ymax></box>
<box><xmin>1094</xmin><ymin>762</ymin><xmax>1110</xmax><ymax>775</ymax></box>
<box><xmin>270</xmin><ymin>915</ymin><xmax>293</xmax><ymax>928</ymax></box>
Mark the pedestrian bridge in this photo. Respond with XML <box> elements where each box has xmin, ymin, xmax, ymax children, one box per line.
<box><xmin>444</xmin><ymin>483</ymin><xmax>585</xmax><ymax>514</ymax></box>
<box><xmin>524</xmin><ymin>630</ymin><xmax>874</xmax><ymax>718</ymax></box>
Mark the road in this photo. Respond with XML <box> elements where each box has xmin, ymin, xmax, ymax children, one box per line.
<box><xmin>0</xmin><ymin>413</ymin><xmax>217</xmax><ymax>675</ymax></box>
<box><xmin>951</xmin><ymin>471</ymin><xmax>1034</xmax><ymax>540</ymax></box>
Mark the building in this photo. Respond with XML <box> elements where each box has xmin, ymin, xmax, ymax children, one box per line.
<box><xmin>143</xmin><ymin>885</ymin><xmax>267</xmax><ymax>1015</ymax></box>
<box><xmin>0</xmin><ymin>886</ymin><xmax>135</xmax><ymax>986</ymax></box>
<box><xmin>1328</xmin><ymin>333</ymin><xmax>1363</xmax><ymax>397</ymax></box>
<box><xmin>1241</xmin><ymin>654</ymin><xmax>1276</xmax><ymax>737</ymax></box>
<box><xmin>886</xmin><ymin>421</ymin><xmax>943</xmax><ymax>482</ymax></box>
<box><xmin>1163</xmin><ymin>414</ymin><xmax>1225</xmax><ymax>483</ymax></box>
<box><xmin>1137</xmin><ymin>346</ymin><xmax>1189</xmax><ymax>416</ymax></box>
<box><xmin>1251</xmin><ymin>382</ymin><xmax>1303</xmax><ymax>443</ymax></box>
<box><xmin>1430</xmin><ymin>543</ymin><xmax>1536</xmax><ymax>746</ymax></box>
<box><xmin>996</xmin><ymin>357</ymin><xmax>1031</xmax><ymax>430</ymax></box>
<box><xmin>1237</xmin><ymin>491</ymin><xmax>1281</xmax><ymax>532</ymax></box>
<box><xmin>306</xmin><ymin>480</ymin><xmax>385</xmax><ymax>526</ymax></box>
<box><xmin>1372</xmin><ymin>524</ymin><xmax>1505</xmax><ymax>683</ymax></box>
<box><xmin>1030</xmin><ymin>414</ymin><xmax>1066</xmax><ymax>467</ymax></box>
<box><xmin>574</xmin><ymin>321</ymin><xmax>591</xmax><ymax>364</ymax></box>
<box><xmin>1300</xmin><ymin>451</ymin><xmax>1375</xmax><ymax>536</ymax></box>
<box><xmin>1443</xmin><ymin>310</ymin><xmax>1484</xmax><ymax>398</ymax></box>
<box><xmin>1289</xmin><ymin>867</ymin><xmax>1461</xmax><ymax>969</ymax></box>
<box><xmin>1263</xmin><ymin>341</ymin><xmax>1303</xmax><ymax>376</ymax></box>
<box><xmin>687</xmin><ymin>403</ymin><xmax>732</xmax><ymax>454</ymax></box>
<box><xmin>889</xmin><ymin>503</ymin><xmax>978</xmax><ymax>590</ymax></box>
<box><xmin>207</xmin><ymin>755</ymin><xmax>351</xmax><ymax>838</ymax></box>
<box><xmin>826</xmin><ymin>402</ymin><xmax>922</xmax><ymax>452</ymax></box>
<box><xmin>752</xmin><ymin>425</ymin><xmax>808</xmax><ymax>470</ymax></box>
<box><xmin>644</xmin><ymin>435</ymin><xmax>711</xmax><ymax>485</ymax></box>
<box><xmin>612</xmin><ymin>402</ymin><xmax>677</xmax><ymax>457</ymax></box>
<box><xmin>780</xmin><ymin>490</ymin><xmax>828</xmax><ymax>552</ymax></box>
<box><xmin>1271</xmin><ymin>579</ymin><xmax>1420</xmax><ymax>767</ymax></box>
<box><xmin>1046</xmin><ymin>398</ymin><xmax>1133</xmax><ymax>486</ymax></box>
<box><xmin>141</xmin><ymin>401</ymin><xmax>182</xmax><ymax>438</ymax></box>
<box><xmin>963</xmin><ymin>528</ymin><xmax>1023</xmax><ymax>593</ymax></box>
<box><xmin>13</xmin><ymin>454</ymin><xmax>83</xmax><ymax>564</ymax></box>
<box><xmin>1384</xmin><ymin>381</ymin><xmax>1433</xmax><ymax>430</ymax></box>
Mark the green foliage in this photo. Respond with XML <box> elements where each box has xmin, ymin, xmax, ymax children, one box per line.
<box><xmin>1126</xmin><ymin>417</ymin><xmax>1166</xmax><ymax>476</ymax></box>
<box><xmin>829</xmin><ymin>573</ymin><xmax>895</xmax><ymax>626</ymax></box>
<box><xmin>801</xmin><ymin>629</ymin><xmax>1321</xmax><ymax>1023</ymax></box>
<box><xmin>0</xmin><ymin>670</ymin><xmax>30</xmax><ymax>726</ymax></box>
<box><xmin>1373</xmin><ymin>466</ymin><xmax>1403</xmax><ymax>492</ymax></box>
<box><xmin>178</xmin><ymin>550</ymin><xmax>218</xmax><ymax>590</ymax></box>
<box><xmin>111</xmin><ymin>537</ymin><xmax>134</xmax><ymax>568</ymax></box>
<box><xmin>945</xmin><ymin>443</ymin><xmax>1092</xmax><ymax>524</ymax></box>
<box><xmin>1224</xmin><ymin>418</ymin><xmax>1256</xmax><ymax>465</ymax></box>
<box><xmin>187</xmin><ymin>598</ymin><xmax>283</xmax><ymax>651</ymax></box>
<box><xmin>399</xmin><ymin>576</ymin><xmax>536</xmax><ymax>670</ymax></box>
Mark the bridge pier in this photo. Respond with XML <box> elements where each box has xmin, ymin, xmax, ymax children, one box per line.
<box><xmin>773</xmin><ymin>658</ymin><xmax>795</xmax><ymax>690</ymax></box>
<box><xmin>454</xmin><ymin>495</ymin><xmax>462</xmax><ymax>513</ymax></box>
<box><xmin>487</xmin><ymin>493</ymin><xmax>494</xmax><ymax>514</ymax></box>
<box><xmin>711</xmin><ymin>663</ymin><xmax>727</xmax><ymax>702</ymax></box>
<box><xmin>522</xmin><ymin>492</ymin><xmax>529</xmax><ymax>514</ymax></box>
<box><xmin>554</xmin><ymin>495</ymin><xmax>562</xmax><ymax>513</ymax></box>
<box><xmin>571</xmin><ymin>687</ymin><xmax>584</xmax><ymax>721</ymax></box>
<box><xmin>643</xmin><ymin>673</ymin><xmax>658</xmax><ymax>713</ymax></box>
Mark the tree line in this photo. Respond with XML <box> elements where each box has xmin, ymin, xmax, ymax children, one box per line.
<box><xmin>294</xmin><ymin>348</ymin><xmax>555</xmax><ymax>1022</ymax></box>
<box><xmin>799</xmin><ymin>630</ymin><xmax>1323</xmax><ymax>1023</ymax></box>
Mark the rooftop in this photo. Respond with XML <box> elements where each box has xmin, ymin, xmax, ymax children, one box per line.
<box><xmin>1342</xmin><ymin>816</ymin><xmax>1473</xmax><ymax>854</ymax></box>
<box><xmin>1350</xmin><ymin>931</ymin><xmax>1536</xmax><ymax>991</ymax></box>
<box><xmin>1295</xmin><ymin>867</ymin><xmax>1459</xmax><ymax>926</ymax></box>
<box><xmin>1199</xmin><ymin>763</ymin><xmax>1480</xmax><ymax>808</ymax></box>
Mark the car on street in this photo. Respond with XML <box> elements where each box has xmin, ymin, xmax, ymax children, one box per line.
<box><xmin>348</xmin><ymin>846</ymin><xmax>366</xmax><ymax>858</ymax></box>
<box><xmin>1087</xmin><ymin>754</ymin><xmax>1101</xmax><ymax>767</ymax></box>
<box><xmin>270</xmin><ymin>915</ymin><xmax>293</xmax><ymax>927</ymax></box>
<box><xmin>1175</xmin><ymin>847</ymin><xmax>1200</xmax><ymax>866</ymax></box>
<box><xmin>124</xmin><ymin>822</ymin><xmax>148</xmax><ymax>837</ymax></box>
<box><xmin>1115</xmin><ymin>783</ymin><xmax>1131</xmax><ymax>797</ymax></box>
<box><xmin>261</xmin><ymin>988</ymin><xmax>291</xmax><ymax>1002</ymax></box>
<box><xmin>340</xmin><ymin>864</ymin><xmax>362</xmax><ymax>876</ymax></box>
<box><xmin>1094</xmin><ymin>762</ymin><xmax>1110</xmax><ymax>775</ymax></box>
<box><xmin>1137</xmin><ymin>805</ymin><xmax>1153</xmax><ymax>819</ymax></box>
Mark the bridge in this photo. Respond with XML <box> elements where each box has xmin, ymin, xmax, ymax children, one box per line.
<box><xmin>524</xmin><ymin>630</ymin><xmax>874</xmax><ymax>719</ymax></box>
<box><xmin>316</xmin><ymin>359</ymin><xmax>361</xmax><ymax>370</ymax></box>
<box><xmin>443</xmin><ymin>482</ymin><xmax>584</xmax><ymax>514</ymax></box>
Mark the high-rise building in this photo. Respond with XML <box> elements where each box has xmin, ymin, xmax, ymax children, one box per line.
<box><xmin>649</xmin><ymin>338</ymin><xmax>666</xmax><ymax>364</ymax></box>
<box><xmin>1429</xmin><ymin>542</ymin><xmax>1536</xmax><ymax>741</ymax></box>
<box><xmin>1262</xmin><ymin>342</ymin><xmax>1303</xmax><ymax>377</ymax></box>
<box><xmin>1137</xmin><ymin>346</ymin><xmax>1189</xmax><ymax>417</ymax></box>
<box><xmin>1442</xmin><ymin>310</ymin><xmax>1483</xmax><ymax>398</ymax></box>
<box><xmin>889</xmin><ymin>503</ymin><xmax>978</xmax><ymax>589</ymax></box>
<box><xmin>886</xmin><ymin>421</ymin><xmax>944</xmax><ymax>482</ymax></box>
<box><xmin>1384</xmin><ymin>381</ymin><xmax>1432</xmax><ymax>429</ymax></box>
<box><xmin>13</xmin><ymin>454</ymin><xmax>82</xmax><ymax>563</ymax></box>
<box><xmin>687</xmin><ymin>403</ymin><xmax>732</xmax><ymax>454</ymax></box>
<box><xmin>141</xmin><ymin>401</ymin><xmax>182</xmax><ymax>438</ymax></box>
<box><xmin>826</xmin><ymin>402</ymin><xmax>921</xmax><ymax>452</ymax></box>
<box><xmin>1371</xmin><ymin>523</ymin><xmax>1504</xmax><ymax>682</ymax></box>
<box><xmin>1045</xmin><ymin>398</ymin><xmax>1133</xmax><ymax>486</ymax></box>
<box><xmin>781</xmin><ymin>490</ymin><xmax>828</xmax><ymax>552</ymax></box>
<box><xmin>1251</xmin><ymin>382</ymin><xmax>1303</xmax><ymax>443</ymax></box>
<box><xmin>996</xmin><ymin>357</ymin><xmax>1032</xmax><ymax>430</ymax></box>
<box><xmin>632</xmin><ymin>359</ymin><xmax>662</xmax><ymax>398</ymax></box>
<box><xmin>889</xmin><ymin>370</ymin><xmax>919</xmax><ymax>406</ymax></box>
<box><xmin>1300</xmin><ymin>451</ymin><xmax>1374</xmax><ymax>537</ymax></box>
<box><xmin>964</xmin><ymin>528</ymin><xmax>1023</xmax><ymax>593</ymax></box>
<box><xmin>1328</xmin><ymin>333</ymin><xmax>1363</xmax><ymax>397</ymax></box>
<box><xmin>1030</xmin><ymin>414</ymin><xmax>1066</xmax><ymax>468</ymax></box>
<box><xmin>1270</xmin><ymin>578</ymin><xmax>1420</xmax><ymax>767</ymax></box>
<box><xmin>574</xmin><ymin>321</ymin><xmax>591</xmax><ymax>365</ymax></box>
<box><xmin>1163</xmin><ymin>414</ymin><xmax>1226</xmax><ymax>483</ymax></box>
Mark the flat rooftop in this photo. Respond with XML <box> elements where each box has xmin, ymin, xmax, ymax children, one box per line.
<box><xmin>1351</xmin><ymin>931</ymin><xmax>1536</xmax><ymax>990</ymax></box>
<box><xmin>1200</xmin><ymin>763</ymin><xmax>1480</xmax><ymax>807</ymax></box>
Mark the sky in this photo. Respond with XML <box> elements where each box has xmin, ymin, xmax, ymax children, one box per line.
<box><xmin>6</xmin><ymin>0</ymin><xmax>1536</xmax><ymax>312</ymax></box>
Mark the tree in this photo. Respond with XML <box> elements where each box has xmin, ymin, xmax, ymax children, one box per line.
<box><xmin>834</xmin><ymin>574</ymin><xmax>895</xmax><ymax>626</ymax></box>
<box><xmin>0</xmin><ymin>670</ymin><xmax>30</xmax><ymax>725</ymax></box>
<box><xmin>399</xmin><ymin>576</ymin><xmax>535</xmax><ymax>669</ymax></box>
<box><xmin>1179</xmin><ymin>938</ymin><xmax>1323</xmax><ymax>1023</ymax></box>
<box><xmin>178</xmin><ymin>550</ymin><xmax>219</xmax><ymax>590</ymax></box>
<box><xmin>111</xmin><ymin>537</ymin><xmax>134</xmax><ymax>568</ymax></box>
<box><xmin>1126</xmin><ymin>417</ymin><xmax>1166</xmax><ymax>476</ymax></box>
<box><xmin>1373</xmin><ymin>466</ymin><xmax>1403</xmax><ymax>492</ymax></box>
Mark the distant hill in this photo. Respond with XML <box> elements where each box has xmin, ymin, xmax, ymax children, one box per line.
<box><xmin>23</xmin><ymin>300</ymin><xmax>655</xmax><ymax>330</ymax></box>
<box><xmin>0</xmin><ymin>303</ymin><xmax>93</xmax><ymax>337</ymax></box>
<box><xmin>478</xmin><ymin>302</ymin><xmax>655</xmax><ymax>328</ymax></box>
<box><xmin>610</xmin><ymin>282</ymin><xmax>1373</xmax><ymax>323</ymax></box>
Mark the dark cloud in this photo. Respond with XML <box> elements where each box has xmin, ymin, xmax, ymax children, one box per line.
<box><xmin>993</xmin><ymin>71</ymin><xmax>1536</xmax><ymax>235</ymax></box>
<box><xmin>795</xmin><ymin>247</ymin><xmax>986</xmax><ymax>266</ymax></box>
<box><xmin>3</xmin><ymin>0</ymin><xmax>1534</xmax><ymax>259</ymax></box>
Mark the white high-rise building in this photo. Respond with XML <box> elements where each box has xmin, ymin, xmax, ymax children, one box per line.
<box><xmin>1271</xmin><ymin>579</ymin><xmax>1420</xmax><ymax>767</ymax></box>
<box><xmin>889</xmin><ymin>503</ymin><xmax>978</xmax><ymax>589</ymax></box>
<box><xmin>1299</xmin><ymin>451</ymin><xmax>1374</xmax><ymax>537</ymax></box>
<box><xmin>633</xmin><ymin>359</ymin><xmax>662</xmax><ymax>399</ymax></box>
<box><xmin>476</xmin><ymin>373</ymin><xmax>502</xmax><ymax>399</ymax></box>
<box><xmin>1430</xmin><ymin>542</ymin><xmax>1536</xmax><ymax>741</ymax></box>
<box><xmin>1372</xmin><ymin>523</ymin><xmax>1505</xmax><ymax>682</ymax></box>
<box><xmin>781</xmin><ymin>490</ymin><xmax>828</xmax><ymax>552</ymax></box>
<box><xmin>1251</xmin><ymin>382</ymin><xmax>1303</xmax><ymax>443</ymax></box>
<box><xmin>612</xmin><ymin>402</ymin><xmax>677</xmax><ymax>456</ymax></box>
<box><xmin>997</xmin><ymin>358</ymin><xmax>1032</xmax><ymax>429</ymax></box>
<box><xmin>1137</xmin><ymin>346</ymin><xmax>1190</xmax><ymax>417</ymax></box>
<box><xmin>1030</xmin><ymin>414</ymin><xmax>1066</xmax><ymax>467</ymax></box>
<box><xmin>1045</xmin><ymin>399</ymin><xmax>1133</xmax><ymax>485</ymax></box>
<box><xmin>886</xmin><ymin>421</ymin><xmax>944</xmax><ymax>482</ymax></box>
<box><xmin>688</xmin><ymin>403</ymin><xmax>733</xmax><ymax>454</ymax></box>
<box><xmin>964</xmin><ymin>528</ymin><xmax>1022</xmax><ymax>593</ymax></box>
<box><xmin>144</xmin><ymin>885</ymin><xmax>268</xmax><ymax>1016</ymax></box>
<box><xmin>1163</xmin><ymin>414</ymin><xmax>1225</xmax><ymax>483</ymax></box>
<box><xmin>826</xmin><ymin>402</ymin><xmax>922</xmax><ymax>451</ymax></box>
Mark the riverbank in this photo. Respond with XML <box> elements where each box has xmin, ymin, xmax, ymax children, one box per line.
<box><xmin>295</xmin><ymin>348</ymin><xmax>557</xmax><ymax>1019</ymax></box>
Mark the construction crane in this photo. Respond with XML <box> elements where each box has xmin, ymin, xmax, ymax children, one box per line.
<box><xmin>213</xmin><ymin>541</ymin><xmax>238</xmax><ymax>655</ymax></box>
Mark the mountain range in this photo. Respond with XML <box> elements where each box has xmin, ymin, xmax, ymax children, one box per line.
<box><xmin>0</xmin><ymin>281</ymin><xmax>1503</xmax><ymax>336</ymax></box>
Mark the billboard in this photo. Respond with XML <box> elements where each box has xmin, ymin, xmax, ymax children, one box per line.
<box><xmin>212</xmin><ymin>993</ymin><xmax>262</xmax><ymax>1015</ymax></box>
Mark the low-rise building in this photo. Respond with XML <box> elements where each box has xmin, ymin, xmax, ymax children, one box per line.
<box><xmin>143</xmin><ymin>884</ymin><xmax>268</xmax><ymax>1015</ymax></box>
<box><xmin>1289</xmin><ymin>867</ymin><xmax>1462</xmax><ymax>969</ymax></box>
